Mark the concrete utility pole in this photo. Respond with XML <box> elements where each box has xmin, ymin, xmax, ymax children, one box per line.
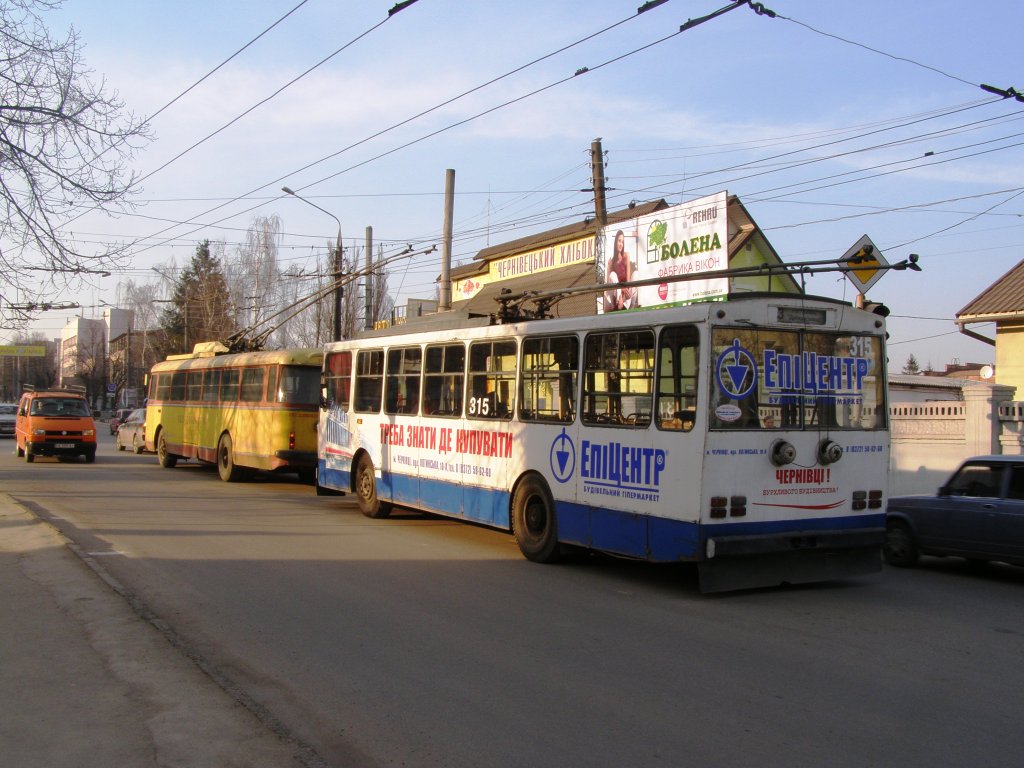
<box><xmin>439</xmin><ymin>168</ymin><xmax>455</xmax><ymax>312</ymax></box>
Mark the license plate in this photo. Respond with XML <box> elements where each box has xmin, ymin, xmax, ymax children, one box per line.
<box><xmin>54</xmin><ymin>442</ymin><xmax>75</xmax><ymax>449</ymax></box>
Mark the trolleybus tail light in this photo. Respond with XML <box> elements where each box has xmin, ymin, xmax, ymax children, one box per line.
<box><xmin>710</xmin><ymin>496</ymin><xmax>728</xmax><ymax>518</ymax></box>
<box><xmin>730</xmin><ymin>495</ymin><xmax>747</xmax><ymax>517</ymax></box>
<box><xmin>851</xmin><ymin>490</ymin><xmax>867</xmax><ymax>511</ymax></box>
<box><xmin>289</xmin><ymin>431</ymin><xmax>296</xmax><ymax>450</ymax></box>
<box><xmin>868</xmin><ymin>490</ymin><xmax>883</xmax><ymax>509</ymax></box>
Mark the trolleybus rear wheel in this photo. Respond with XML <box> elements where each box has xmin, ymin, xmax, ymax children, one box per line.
<box><xmin>217</xmin><ymin>433</ymin><xmax>246</xmax><ymax>482</ymax></box>
<box><xmin>512</xmin><ymin>474</ymin><xmax>560</xmax><ymax>563</ymax></box>
<box><xmin>355</xmin><ymin>453</ymin><xmax>391</xmax><ymax>519</ymax></box>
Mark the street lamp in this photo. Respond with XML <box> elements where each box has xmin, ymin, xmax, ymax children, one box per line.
<box><xmin>282</xmin><ymin>186</ymin><xmax>344</xmax><ymax>342</ymax></box>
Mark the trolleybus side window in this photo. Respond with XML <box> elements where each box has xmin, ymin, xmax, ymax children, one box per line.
<box><xmin>219</xmin><ymin>369</ymin><xmax>240</xmax><ymax>402</ymax></box>
<box><xmin>520</xmin><ymin>335</ymin><xmax>578</xmax><ymax>423</ymax></box>
<box><xmin>153</xmin><ymin>373</ymin><xmax>169</xmax><ymax>401</ymax></box>
<box><xmin>582</xmin><ymin>330</ymin><xmax>654</xmax><ymax>426</ymax></box>
<box><xmin>656</xmin><ymin>325</ymin><xmax>699</xmax><ymax>432</ymax></box>
<box><xmin>324</xmin><ymin>351</ymin><xmax>352</xmax><ymax>409</ymax></box>
<box><xmin>202</xmin><ymin>369</ymin><xmax>221</xmax><ymax>402</ymax></box>
<box><xmin>240</xmin><ymin>367</ymin><xmax>265</xmax><ymax>402</ymax></box>
<box><xmin>170</xmin><ymin>371</ymin><xmax>187</xmax><ymax>402</ymax></box>
<box><xmin>187</xmin><ymin>370</ymin><xmax>203</xmax><ymax>402</ymax></box>
<box><xmin>354</xmin><ymin>349</ymin><xmax>384</xmax><ymax>413</ymax></box>
<box><xmin>422</xmin><ymin>344</ymin><xmax>464</xmax><ymax>417</ymax></box>
<box><xmin>468</xmin><ymin>339</ymin><xmax>515</xmax><ymax>420</ymax></box>
<box><xmin>385</xmin><ymin>346</ymin><xmax>422</xmax><ymax>415</ymax></box>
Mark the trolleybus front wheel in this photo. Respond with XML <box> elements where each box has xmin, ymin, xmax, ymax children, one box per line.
<box><xmin>355</xmin><ymin>454</ymin><xmax>391</xmax><ymax>518</ymax></box>
<box><xmin>512</xmin><ymin>474</ymin><xmax>560</xmax><ymax>563</ymax></box>
<box><xmin>157</xmin><ymin>429</ymin><xmax>177</xmax><ymax>468</ymax></box>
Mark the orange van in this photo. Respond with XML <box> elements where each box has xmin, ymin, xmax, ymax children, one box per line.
<box><xmin>15</xmin><ymin>387</ymin><xmax>98</xmax><ymax>463</ymax></box>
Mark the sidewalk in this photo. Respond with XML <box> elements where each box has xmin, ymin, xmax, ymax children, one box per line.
<box><xmin>0</xmin><ymin>493</ymin><xmax>312</xmax><ymax>768</ymax></box>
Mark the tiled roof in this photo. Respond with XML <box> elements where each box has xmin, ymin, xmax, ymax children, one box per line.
<box><xmin>453</xmin><ymin>199</ymin><xmax>668</xmax><ymax>279</ymax></box>
<box><xmin>957</xmin><ymin>258</ymin><xmax>1024</xmax><ymax>319</ymax></box>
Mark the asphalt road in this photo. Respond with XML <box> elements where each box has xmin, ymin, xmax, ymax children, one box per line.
<box><xmin>4</xmin><ymin>432</ymin><xmax>1024</xmax><ymax>768</ymax></box>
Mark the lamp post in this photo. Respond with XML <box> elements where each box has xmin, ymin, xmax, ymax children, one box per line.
<box><xmin>282</xmin><ymin>186</ymin><xmax>344</xmax><ymax>342</ymax></box>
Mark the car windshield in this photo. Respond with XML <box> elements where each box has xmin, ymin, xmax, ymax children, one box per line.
<box><xmin>0</xmin><ymin>404</ymin><xmax>16</xmax><ymax>415</ymax></box>
<box><xmin>31</xmin><ymin>398</ymin><xmax>91</xmax><ymax>417</ymax></box>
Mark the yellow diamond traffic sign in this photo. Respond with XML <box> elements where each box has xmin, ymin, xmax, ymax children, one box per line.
<box><xmin>841</xmin><ymin>234</ymin><xmax>888</xmax><ymax>293</ymax></box>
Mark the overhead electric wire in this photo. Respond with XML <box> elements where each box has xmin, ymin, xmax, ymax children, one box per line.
<box><xmin>117</xmin><ymin>0</ymin><xmax>750</xmax><ymax>262</ymax></box>
<box><xmin>145</xmin><ymin>0</ymin><xmax>313</xmax><ymax>124</ymax></box>
<box><xmin>776</xmin><ymin>12</ymin><xmax>978</xmax><ymax>89</ymax></box>
<box><xmin>59</xmin><ymin>0</ymin><xmax>315</xmax><ymax>230</ymax></box>
<box><xmin>134</xmin><ymin>4</ymin><xmax>417</xmax><ymax>187</ymax></box>
<box><xmin>605</xmin><ymin>97</ymin><xmax>1005</xmax><ymax>205</ymax></box>
<box><xmin>117</xmin><ymin>0</ymin><xmax>685</xmax><ymax>260</ymax></box>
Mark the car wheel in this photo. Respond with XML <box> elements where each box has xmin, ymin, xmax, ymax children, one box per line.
<box><xmin>133</xmin><ymin>434</ymin><xmax>144</xmax><ymax>454</ymax></box>
<box><xmin>84</xmin><ymin>450</ymin><xmax>96</xmax><ymax>464</ymax></box>
<box><xmin>883</xmin><ymin>522</ymin><xmax>919</xmax><ymax>567</ymax></box>
<box><xmin>116</xmin><ymin>434</ymin><xmax>126</xmax><ymax>451</ymax></box>
<box><xmin>25</xmin><ymin>446</ymin><xmax>34</xmax><ymax>463</ymax></box>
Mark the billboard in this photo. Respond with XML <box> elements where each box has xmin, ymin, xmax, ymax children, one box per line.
<box><xmin>597</xmin><ymin>191</ymin><xmax>728</xmax><ymax>313</ymax></box>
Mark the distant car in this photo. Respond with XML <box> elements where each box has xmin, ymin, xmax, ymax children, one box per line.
<box><xmin>884</xmin><ymin>455</ymin><xmax>1024</xmax><ymax>568</ymax></box>
<box><xmin>110</xmin><ymin>407</ymin><xmax>133</xmax><ymax>435</ymax></box>
<box><xmin>0</xmin><ymin>402</ymin><xmax>16</xmax><ymax>438</ymax></box>
<box><xmin>115</xmin><ymin>408</ymin><xmax>148</xmax><ymax>454</ymax></box>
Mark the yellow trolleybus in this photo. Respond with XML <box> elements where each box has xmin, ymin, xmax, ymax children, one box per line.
<box><xmin>145</xmin><ymin>343</ymin><xmax>322</xmax><ymax>481</ymax></box>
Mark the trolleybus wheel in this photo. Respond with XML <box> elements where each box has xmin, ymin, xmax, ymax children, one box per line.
<box><xmin>157</xmin><ymin>429</ymin><xmax>177</xmax><ymax>468</ymax></box>
<box><xmin>217</xmin><ymin>433</ymin><xmax>246</xmax><ymax>482</ymax></box>
<box><xmin>512</xmin><ymin>474</ymin><xmax>560</xmax><ymax>563</ymax></box>
<box><xmin>355</xmin><ymin>454</ymin><xmax>391</xmax><ymax>518</ymax></box>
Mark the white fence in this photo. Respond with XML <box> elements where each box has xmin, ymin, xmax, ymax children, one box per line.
<box><xmin>889</xmin><ymin>382</ymin><xmax>1022</xmax><ymax>495</ymax></box>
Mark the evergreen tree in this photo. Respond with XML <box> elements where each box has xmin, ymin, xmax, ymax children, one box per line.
<box><xmin>159</xmin><ymin>241</ymin><xmax>237</xmax><ymax>354</ymax></box>
<box><xmin>902</xmin><ymin>354</ymin><xmax>920</xmax><ymax>375</ymax></box>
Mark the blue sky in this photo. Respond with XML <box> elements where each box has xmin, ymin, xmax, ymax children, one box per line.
<box><xmin>9</xmin><ymin>0</ymin><xmax>1024</xmax><ymax>370</ymax></box>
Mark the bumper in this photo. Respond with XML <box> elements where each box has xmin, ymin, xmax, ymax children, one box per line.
<box><xmin>698</xmin><ymin>528</ymin><xmax>884</xmax><ymax>593</ymax></box>
<box><xmin>27</xmin><ymin>441</ymin><xmax>96</xmax><ymax>457</ymax></box>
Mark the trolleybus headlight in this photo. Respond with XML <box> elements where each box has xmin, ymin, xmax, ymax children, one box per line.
<box><xmin>770</xmin><ymin>439</ymin><xmax>796</xmax><ymax>467</ymax></box>
<box><xmin>817</xmin><ymin>439</ymin><xmax>843</xmax><ymax>465</ymax></box>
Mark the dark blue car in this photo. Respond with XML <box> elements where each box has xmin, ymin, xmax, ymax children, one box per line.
<box><xmin>884</xmin><ymin>456</ymin><xmax>1024</xmax><ymax>568</ymax></box>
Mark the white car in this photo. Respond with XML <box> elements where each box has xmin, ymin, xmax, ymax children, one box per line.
<box><xmin>0</xmin><ymin>402</ymin><xmax>17</xmax><ymax>438</ymax></box>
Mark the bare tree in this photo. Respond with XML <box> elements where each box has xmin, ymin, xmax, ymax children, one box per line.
<box><xmin>226</xmin><ymin>215</ymin><xmax>285</xmax><ymax>344</ymax></box>
<box><xmin>0</xmin><ymin>0</ymin><xmax>150</xmax><ymax>323</ymax></box>
<box><xmin>368</xmin><ymin>243</ymin><xmax>395</xmax><ymax>326</ymax></box>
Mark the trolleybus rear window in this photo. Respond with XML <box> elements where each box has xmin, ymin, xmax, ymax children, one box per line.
<box><xmin>710</xmin><ymin>328</ymin><xmax>885</xmax><ymax>430</ymax></box>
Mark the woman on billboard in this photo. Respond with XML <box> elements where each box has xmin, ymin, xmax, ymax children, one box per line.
<box><xmin>604</xmin><ymin>229</ymin><xmax>638</xmax><ymax>311</ymax></box>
